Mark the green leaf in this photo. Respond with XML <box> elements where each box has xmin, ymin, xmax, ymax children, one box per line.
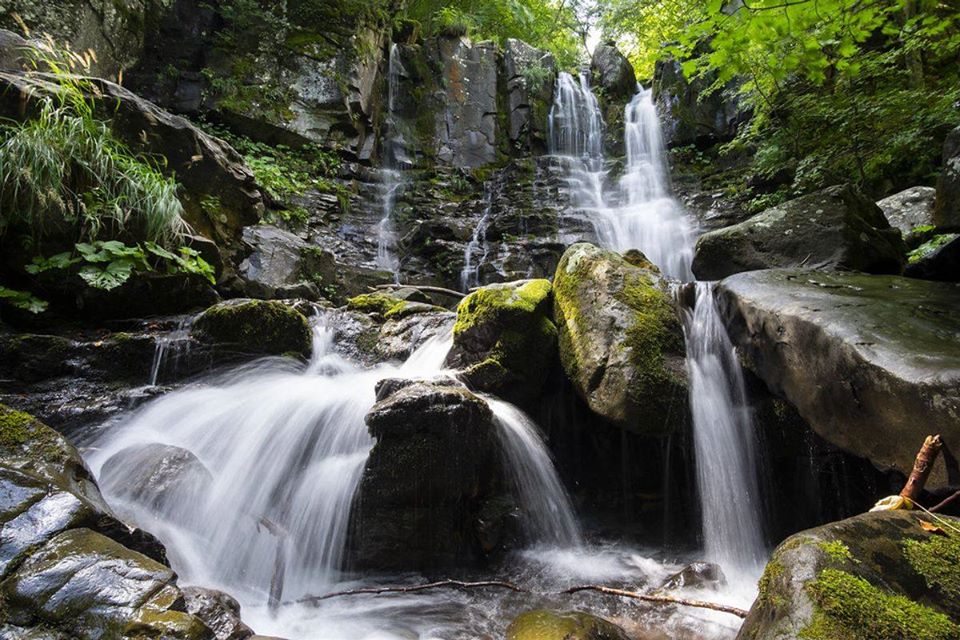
<box><xmin>0</xmin><ymin>286</ymin><xmax>48</xmax><ymax>313</ymax></box>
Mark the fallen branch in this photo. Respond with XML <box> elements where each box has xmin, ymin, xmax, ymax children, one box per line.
<box><xmin>930</xmin><ymin>489</ymin><xmax>960</xmax><ymax>513</ymax></box>
<box><xmin>372</xmin><ymin>283</ymin><xmax>466</xmax><ymax>298</ymax></box>
<box><xmin>561</xmin><ymin>585</ymin><xmax>749</xmax><ymax>619</ymax></box>
<box><xmin>292</xmin><ymin>579</ymin><xmax>528</xmax><ymax>604</ymax></box>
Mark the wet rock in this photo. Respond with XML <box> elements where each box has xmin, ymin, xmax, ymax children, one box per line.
<box><xmin>507</xmin><ymin>610</ymin><xmax>630</xmax><ymax>640</ymax></box>
<box><xmin>350</xmin><ymin>379</ymin><xmax>503</xmax><ymax>571</ymax></box>
<box><xmin>375</xmin><ymin>310</ymin><xmax>455</xmax><ymax>362</ymax></box>
<box><xmin>1</xmin><ymin>528</ymin><xmax>212</xmax><ymax>639</ymax></box>
<box><xmin>192</xmin><ymin>299</ymin><xmax>312</xmax><ymax>359</ymax></box>
<box><xmin>182</xmin><ymin>587</ymin><xmax>254</xmax><ymax>640</ymax></box>
<box><xmin>905</xmin><ymin>234</ymin><xmax>960</xmax><ymax>282</ymax></box>
<box><xmin>878</xmin><ymin>186</ymin><xmax>937</xmax><ymax>244</ymax></box>
<box><xmin>590</xmin><ymin>43</ymin><xmax>636</xmax><ymax>101</ymax></box>
<box><xmin>693</xmin><ymin>184</ymin><xmax>906</xmax><ymax>280</ymax></box>
<box><xmin>503</xmin><ymin>38</ymin><xmax>556</xmax><ymax>153</ymax></box>
<box><xmin>936</xmin><ymin>126</ymin><xmax>960</xmax><ymax>231</ymax></box>
<box><xmin>717</xmin><ymin>270</ymin><xmax>960</xmax><ymax>490</ymax></box>
<box><xmin>99</xmin><ymin>444</ymin><xmax>212</xmax><ymax>519</ymax></box>
<box><xmin>738</xmin><ymin>511</ymin><xmax>960</xmax><ymax>640</ymax></box>
<box><xmin>445</xmin><ymin>279</ymin><xmax>557</xmax><ymax>406</ymax></box>
<box><xmin>661</xmin><ymin>562</ymin><xmax>726</xmax><ymax>591</ymax></box>
<box><xmin>239</xmin><ymin>225</ymin><xmax>322</xmax><ymax>301</ymax></box>
<box><xmin>552</xmin><ymin>243</ymin><xmax>688</xmax><ymax>434</ymax></box>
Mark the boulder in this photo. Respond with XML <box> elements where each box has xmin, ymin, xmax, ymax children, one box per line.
<box><xmin>590</xmin><ymin>43</ymin><xmax>636</xmax><ymax>101</ymax></box>
<box><xmin>349</xmin><ymin>379</ymin><xmax>507</xmax><ymax>571</ymax></box>
<box><xmin>737</xmin><ymin>511</ymin><xmax>960</xmax><ymax>640</ymax></box>
<box><xmin>717</xmin><ymin>270</ymin><xmax>960</xmax><ymax>490</ymax></box>
<box><xmin>503</xmin><ymin>39</ymin><xmax>556</xmax><ymax>153</ymax></box>
<box><xmin>445</xmin><ymin>279</ymin><xmax>557</xmax><ymax>406</ymax></box>
<box><xmin>552</xmin><ymin>243</ymin><xmax>688</xmax><ymax>434</ymax></box>
<box><xmin>878</xmin><ymin>186</ymin><xmax>937</xmax><ymax>244</ymax></box>
<box><xmin>239</xmin><ymin>225</ymin><xmax>323</xmax><ymax>300</ymax></box>
<box><xmin>506</xmin><ymin>610</ymin><xmax>630</xmax><ymax>640</ymax></box>
<box><xmin>192</xmin><ymin>299</ymin><xmax>312</xmax><ymax>359</ymax></box>
<box><xmin>693</xmin><ymin>184</ymin><xmax>906</xmax><ymax>280</ymax></box>
<box><xmin>182</xmin><ymin>587</ymin><xmax>254</xmax><ymax>640</ymax></box>
<box><xmin>661</xmin><ymin>562</ymin><xmax>726</xmax><ymax>591</ymax></box>
<box><xmin>905</xmin><ymin>233</ymin><xmax>960</xmax><ymax>282</ymax></box>
<box><xmin>935</xmin><ymin>126</ymin><xmax>960</xmax><ymax>231</ymax></box>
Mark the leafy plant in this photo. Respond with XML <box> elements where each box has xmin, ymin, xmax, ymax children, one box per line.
<box><xmin>521</xmin><ymin>63</ymin><xmax>554</xmax><ymax>94</ymax></box>
<box><xmin>0</xmin><ymin>286</ymin><xmax>48</xmax><ymax>313</ymax></box>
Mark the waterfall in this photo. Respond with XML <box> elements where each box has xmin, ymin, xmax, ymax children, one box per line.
<box><xmin>376</xmin><ymin>44</ymin><xmax>407</xmax><ymax>277</ymax></box>
<box><xmin>549</xmin><ymin>79</ymin><xmax>765</xmax><ymax>580</ymax></box>
<box><xmin>460</xmin><ymin>184</ymin><xmax>493</xmax><ymax>291</ymax></box>
<box><xmin>148</xmin><ymin>317</ymin><xmax>192</xmax><ymax>386</ymax></box>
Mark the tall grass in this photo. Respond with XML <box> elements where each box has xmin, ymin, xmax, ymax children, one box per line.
<box><xmin>0</xmin><ymin>37</ymin><xmax>189</xmax><ymax>248</ymax></box>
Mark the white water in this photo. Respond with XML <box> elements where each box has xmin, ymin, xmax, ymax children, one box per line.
<box><xmin>376</xmin><ymin>44</ymin><xmax>407</xmax><ymax>277</ymax></box>
<box><xmin>460</xmin><ymin>185</ymin><xmax>493</xmax><ymax>292</ymax></box>
<box><xmin>148</xmin><ymin>316</ymin><xmax>192</xmax><ymax>386</ymax></box>
<box><xmin>549</xmin><ymin>75</ymin><xmax>765</xmax><ymax>587</ymax></box>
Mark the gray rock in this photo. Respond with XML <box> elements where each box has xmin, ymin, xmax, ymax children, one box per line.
<box><xmin>182</xmin><ymin>586</ymin><xmax>254</xmax><ymax>640</ymax></box>
<box><xmin>590</xmin><ymin>43</ymin><xmax>636</xmax><ymax>101</ymax></box>
<box><xmin>877</xmin><ymin>186</ymin><xmax>937</xmax><ymax>243</ymax></box>
<box><xmin>737</xmin><ymin>511</ymin><xmax>960</xmax><ymax>639</ymax></box>
<box><xmin>693</xmin><ymin>184</ymin><xmax>906</xmax><ymax>280</ymax></box>
<box><xmin>192</xmin><ymin>299</ymin><xmax>313</xmax><ymax>359</ymax></box>
<box><xmin>936</xmin><ymin>126</ymin><xmax>960</xmax><ymax>231</ymax></box>
<box><xmin>718</xmin><ymin>269</ymin><xmax>960</xmax><ymax>490</ymax></box>
<box><xmin>239</xmin><ymin>225</ymin><xmax>322</xmax><ymax>300</ymax></box>
<box><xmin>503</xmin><ymin>38</ymin><xmax>556</xmax><ymax>153</ymax></box>
<box><xmin>661</xmin><ymin>562</ymin><xmax>726</xmax><ymax>591</ymax></box>
<box><xmin>553</xmin><ymin>243</ymin><xmax>688</xmax><ymax>434</ymax></box>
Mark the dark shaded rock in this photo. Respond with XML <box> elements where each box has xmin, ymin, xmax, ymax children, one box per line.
<box><xmin>905</xmin><ymin>234</ymin><xmax>960</xmax><ymax>282</ymax></box>
<box><xmin>878</xmin><ymin>186</ymin><xmax>937</xmax><ymax>244</ymax></box>
<box><xmin>661</xmin><ymin>562</ymin><xmax>726</xmax><ymax>591</ymax></box>
<box><xmin>503</xmin><ymin>38</ymin><xmax>556</xmax><ymax>153</ymax></box>
<box><xmin>192</xmin><ymin>299</ymin><xmax>312</xmax><ymax>359</ymax></box>
<box><xmin>590</xmin><ymin>43</ymin><xmax>636</xmax><ymax>101</ymax></box>
<box><xmin>182</xmin><ymin>587</ymin><xmax>254</xmax><ymax>640</ymax></box>
<box><xmin>693</xmin><ymin>184</ymin><xmax>906</xmax><ymax>280</ymax></box>
<box><xmin>552</xmin><ymin>243</ymin><xmax>688</xmax><ymax>434</ymax></box>
<box><xmin>350</xmin><ymin>380</ymin><xmax>504</xmax><ymax>571</ymax></box>
<box><xmin>74</xmin><ymin>273</ymin><xmax>219</xmax><ymax>319</ymax></box>
<box><xmin>445</xmin><ymin>279</ymin><xmax>557</xmax><ymax>407</ymax></box>
<box><xmin>238</xmin><ymin>225</ymin><xmax>323</xmax><ymax>301</ymax></box>
<box><xmin>506</xmin><ymin>610</ymin><xmax>630</xmax><ymax>640</ymax></box>
<box><xmin>737</xmin><ymin>511</ymin><xmax>960</xmax><ymax>639</ymax></box>
<box><xmin>935</xmin><ymin>126</ymin><xmax>960</xmax><ymax>231</ymax></box>
<box><xmin>717</xmin><ymin>270</ymin><xmax>960</xmax><ymax>490</ymax></box>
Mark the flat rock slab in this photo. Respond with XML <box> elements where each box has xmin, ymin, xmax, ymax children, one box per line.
<box><xmin>718</xmin><ymin>270</ymin><xmax>960</xmax><ymax>489</ymax></box>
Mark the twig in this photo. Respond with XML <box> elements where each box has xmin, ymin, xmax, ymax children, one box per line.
<box><xmin>561</xmin><ymin>585</ymin><xmax>749</xmax><ymax>618</ymax></box>
<box><xmin>929</xmin><ymin>490</ymin><xmax>960</xmax><ymax>514</ymax></box>
<box><xmin>372</xmin><ymin>283</ymin><xmax>466</xmax><ymax>298</ymax></box>
<box><xmin>291</xmin><ymin>579</ymin><xmax>527</xmax><ymax>604</ymax></box>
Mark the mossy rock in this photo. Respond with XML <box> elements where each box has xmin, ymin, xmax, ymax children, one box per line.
<box><xmin>738</xmin><ymin>511</ymin><xmax>960</xmax><ymax>640</ymax></box>
<box><xmin>552</xmin><ymin>243</ymin><xmax>688</xmax><ymax>434</ymax></box>
<box><xmin>445</xmin><ymin>279</ymin><xmax>557</xmax><ymax>406</ymax></box>
<box><xmin>506</xmin><ymin>610</ymin><xmax>630</xmax><ymax>640</ymax></box>
<box><xmin>346</xmin><ymin>293</ymin><xmax>443</xmax><ymax>321</ymax></box>
<box><xmin>192</xmin><ymin>299</ymin><xmax>311</xmax><ymax>358</ymax></box>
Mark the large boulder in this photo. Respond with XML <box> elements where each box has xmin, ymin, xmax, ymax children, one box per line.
<box><xmin>552</xmin><ymin>243</ymin><xmax>688</xmax><ymax>434</ymax></box>
<box><xmin>349</xmin><ymin>379</ymin><xmax>510</xmax><ymax>571</ymax></box>
<box><xmin>445</xmin><ymin>279</ymin><xmax>557</xmax><ymax>406</ymax></box>
<box><xmin>507</xmin><ymin>610</ymin><xmax>630</xmax><ymax>640</ymax></box>
<box><xmin>737</xmin><ymin>511</ymin><xmax>960</xmax><ymax>640</ymax></box>
<box><xmin>905</xmin><ymin>233</ymin><xmax>960</xmax><ymax>282</ymax></box>
<box><xmin>503</xmin><ymin>39</ymin><xmax>556</xmax><ymax>153</ymax></box>
<box><xmin>935</xmin><ymin>126</ymin><xmax>960</xmax><ymax>231</ymax></box>
<box><xmin>182</xmin><ymin>587</ymin><xmax>254</xmax><ymax>640</ymax></box>
<box><xmin>192</xmin><ymin>299</ymin><xmax>312</xmax><ymax>359</ymax></box>
<box><xmin>878</xmin><ymin>186</ymin><xmax>937</xmax><ymax>244</ymax></box>
<box><xmin>238</xmin><ymin>225</ymin><xmax>322</xmax><ymax>300</ymax></box>
<box><xmin>717</xmin><ymin>270</ymin><xmax>960</xmax><ymax>490</ymax></box>
<box><xmin>693</xmin><ymin>184</ymin><xmax>906</xmax><ymax>280</ymax></box>
<box><xmin>590</xmin><ymin>43</ymin><xmax>636</xmax><ymax>101</ymax></box>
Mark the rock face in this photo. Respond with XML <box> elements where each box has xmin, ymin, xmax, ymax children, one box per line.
<box><xmin>192</xmin><ymin>299</ymin><xmax>312</xmax><ymax>358</ymax></box>
<box><xmin>552</xmin><ymin>243</ymin><xmax>688</xmax><ymax>434</ymax></box>
<box><xmin>590</xmin><ymin>43</ymin><xmax>636</xmax><ymax>101</ymax></box>
<box><xmin>350</xmin><ymin>379</ymin><xmax>510</xmax><ymax>571</ymax></box>
<box><xmin>445</xmin><ymin>279</ymin><xmax>557</xmax><ymax>406</ymax></box>
<box><xmin>936</xmin><ymin>126</ymin><xmax>960</xmax><ymax>231</ymax></box>
<box><xmin>693</xmin><ymin>184</ymin><xmax>906</xmax><ymax>280</ymax></box>
<box><xmin>503</xmin><ymin>39</ymin><xmax>556</xmax><ymax>153</ymax></box>
<box><xmin>878</xmin><ymin>186</ymin><xmax>937</xmax><ymax>243</ymax></box>
<box><xmin>738</xmin><ymin>511</ymin><xmax>960</xmax><ymax>640</ymax></box>
<box><xmin>507</xmin><ymin>610</ymin><xmax>630</xmax><ymax>640</ymax></box>
<box><xmin>0</xmin><ymin>404</ymin><xmax>214</xmax><ymax>639</ymax></box>
<box><xmin>905</xmin><ymin>234</ymin><xmax>960</xmax><ymax>282</ymax></box>
<box><xmin>653</xmin><ymin>56</ymin><xmax>748</xmax><ymax>148</ymax></box>
<box><xmin>718</xmin><ymin>270</ymin><xmax>960</xmax><ymax>490</ymax></box>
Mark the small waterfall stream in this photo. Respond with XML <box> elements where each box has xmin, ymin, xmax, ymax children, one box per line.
<box><xmin>549</xmin><ymin>76</ymin><xmax>766</xmax><ymax>587</ymax></box>
<box><xmin>376</xmin><ymin>43</ymin><xmax>407</xmax><ymax>278</ymax></box>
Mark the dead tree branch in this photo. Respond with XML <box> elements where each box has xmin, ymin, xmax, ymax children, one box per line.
<box><xmin>561</xmin><ymin>584</ymin><xmax>749</xmax><ymax>618</ymax></box>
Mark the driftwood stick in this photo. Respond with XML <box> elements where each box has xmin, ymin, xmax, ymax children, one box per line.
<box><xmin>930</xmin><ymin>489</ymin><xmax>960</xmax><ymax>513</ymax></box>
<box><xmin>561</xmin><ymin>585</ymin><xmax>749</xmax><ymax>618</ymax></box>
<box><xmin>372</xmin><ymin>283</ymin><xmax>466</xmax><ymax>298</ymax></box>
<box><xmin>900</xmin><ymin>435</ymin><xmax>943</xmax><ymax>501</ymax></box>
<box><xmin>292</xmin><ymin>579</ymin><xmax>527</xmax><ymax>604</ymax></box>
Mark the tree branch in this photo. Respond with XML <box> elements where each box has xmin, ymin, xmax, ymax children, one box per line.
<box><xmin>561</xmin><ymin>584</ymin><xmax>749</xmax><ymax>618</ymax></box>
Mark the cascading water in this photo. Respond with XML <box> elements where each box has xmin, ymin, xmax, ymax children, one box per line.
<box><xmin>549</xmin><ymin>77</ymin><xmax>765</xmax><ymax>587</ymax></box>
<box><xmin>376</xmin><ymin>44</ymin><xmax>407</xmax><ymax>277</ymax></box>
<box><xmin>460</xmin><ymin>185</ymin><xmax>493</xmax><ymax>291</ymax></box>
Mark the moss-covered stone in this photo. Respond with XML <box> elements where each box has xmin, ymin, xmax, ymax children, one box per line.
<box><xmin>192</xmin><ymin>298</ymin><xmax>312</xmax><ymax>358</ymax></box>
<box><xmin>552</xmin><ymin>243</ymin><xmax>687</xmax><ymax>434</ymax></box>
<box><xmin>506</xmin><ymin>610</ymin><xmax>630</xmax><ymax>640</ymax></box>
<box><xmin>347</xmin><ymin>293</ymin><xmax>442</xmax><ymax>321</ymax></box>
<box><xmin>445</xmin><ymin>279</ymin><xmax>557</xmax><ymax>406</ymax></box>
<box><xmin>902</xmin><ymin>532</ymin><xmax>960</xmax><ymax>602</ymax></box>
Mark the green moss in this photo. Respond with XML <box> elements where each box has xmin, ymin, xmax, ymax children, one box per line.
<box><xmin>347</xmin><ymin>293</ymin><xmax>405</xmax><ymax>317</ymax></box>
<box><xmin>818</xmin><ymin>540</ymin><xmax>855</xmax><ymax>563</ymax></box>
<box><xmin>453</xmin><ymin>279</ymin><xmax>552</xmax><ymax>337</ymax></box>
<box><xmin>0</xmin><ymin>406</ymin><xmax>36</xmax><ymax>448</ymax></box>
<box><xmin>908</xmin><ymin>233</ymin><xmax>958</xmax><ymax>264</ymax></box>
<box><xmin>507</xmin><ymin>610</ymin><xmax>626</xmax><ymax>640</ymax></box>
<box><xmin>756</xmin><ymin>559</ymin><xmax>786</xmax><ymax>608</ymax></box>
<box><xmin>800</xmin><ymin>568</ymin><xmax>960</xmax><ymax>640</ymax></box>
<box><xmin>903</xmin><ymin>533</ymin><xmax>960</xmax><ymax>601</ymax></box>
<box><xmin>193</xmin><ymin>300</ymin><xmax>311</xmax><ymax>357</ymax></box>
